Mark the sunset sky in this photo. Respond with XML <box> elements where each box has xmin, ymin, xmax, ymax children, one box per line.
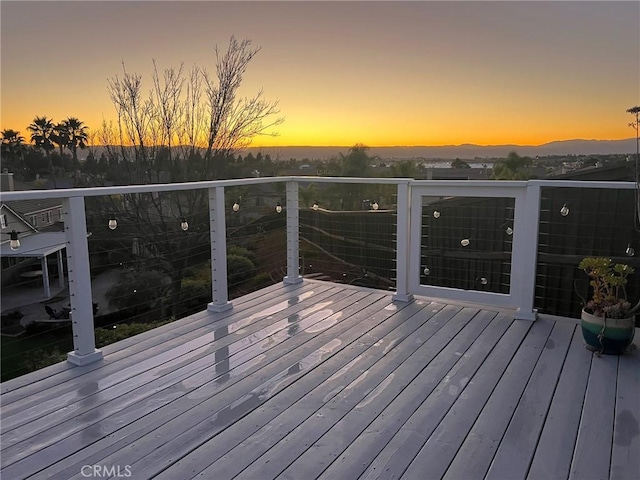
<box><xmin>1</xmin><ymin>1</ymin><xmax>638</xmax><ymax>147</ymax></box>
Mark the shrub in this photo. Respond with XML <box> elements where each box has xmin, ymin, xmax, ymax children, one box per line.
<box><xmin>227</xmin><ymin>245</ymin><xmax>257</xmax><ymax>264</ymax></box>
<box><xmin>94</xmin><ymin>321</ymin><xmax>169</xmax><ymax>348</ymax></box>
<box><xmin>250</xmin><ymin>272</ymin><xmax>274</xmax><ymax>290</ymax></box>
<box><xmin>227</xmin><ymin>254</ymin><xmax>256</xmax><ymax>286</ymax></box>
<box><xmin>23</xmin><ymin>347</ymin><xmax>67</xmax><ymax>373</ymax></box>
<box><xmin>177</xmin><ymin>281</ymin><xmax>211</xmax><ymax>317</ymax></box>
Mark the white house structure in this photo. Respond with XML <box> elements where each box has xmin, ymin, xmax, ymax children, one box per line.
<box><xmin>1</xmin><ymin>172</ymin><xmax>66</xmax><ymax>299</ymax></box>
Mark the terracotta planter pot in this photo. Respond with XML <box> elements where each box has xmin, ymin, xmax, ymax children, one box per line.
<box><xmin>581</xmin><ymin>309</ymin><xmax>635</xmax><ymax>354</ymax></box>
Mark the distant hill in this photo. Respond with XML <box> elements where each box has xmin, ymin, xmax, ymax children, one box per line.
<box><xmin>243</xmin><ymin>138</ymin><xmax>637</xmax><ymax>160</ymax></box>
<box><xmin>81</xmin><ymin>138</ymin><xmax>636</xmax><ymax>163</ymax></box>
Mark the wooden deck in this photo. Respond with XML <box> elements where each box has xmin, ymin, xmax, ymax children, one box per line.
<box><xmin>1</xmin><ymin>280</ymin><xmax>638</xmax><ymax>480</ymax></box>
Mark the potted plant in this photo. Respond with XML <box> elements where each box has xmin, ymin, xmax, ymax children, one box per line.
<box><xmin>578</xmin><ymin>257</ymin><xmax>639</xmax><ymax>354</ymax></box>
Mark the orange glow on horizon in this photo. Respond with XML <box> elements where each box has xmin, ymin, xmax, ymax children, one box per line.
<box><xmin>1</xmin><ymin>107</ymin><xmax>635</xmax><ymax>150</ymax></box>
<box><xmin>2</xmin><ymin>87</ymin><xmax>636</xmax><ymax>150</ymax></box>
<box><xmin>2</xmin><ymin>1</ymin><xmax>638</xmax><ymax>153</ymax></box>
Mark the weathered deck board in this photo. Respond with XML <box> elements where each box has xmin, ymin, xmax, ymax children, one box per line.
<box><xmin>317</xmin><ymin>311</ymin><xmax>515</xmax><ymax>480</ymax></box>
<box><xmin>399</xmin><ymin>317</ymin><xmax>554</xmax><ymax>479</ymax></box>
<box><xmin>0</xmin><ymin>280</ymin><xmax>317</xmax><ymax>407</ymax></box>
<box><xmin>3</xmin><ymin>284</ymin><xmax>344</xmax><ymax>445</ymax></box>
<box><xmin>234</xmin><ymin>306</ymin><xmax>482</xmax><ymax>480</ymax></box>
<box><xmin>527</xmin><ymin>325</ymin><xmax>593</xmax><ymax>480</ymax></box>
<box><xmin>278</xmin><ymin>309</ymin><xmax>499</xmax><ymax>480</ymax></box>
<box><xmin>357</xmin><ymin>315</ymin><xmax>535</xmax><ymax>480</ymax></box>
<box><xmin>0</xmin><ymin>280</ymin><xmax>292</xmax><ymax>397</ymax></box>
<box><xmin>570</xmin><ymin>351</ymin><xmax>619</xmax><ymax>480</ymax></box>
<box><xmin>0</xmin><ymin>280</ymin><xmax>638</xmax><ymax>480</ymax></box>
<box><xmin>479</xmin><ymin>321</ymin><xmax>575</xmax><ymax>480</ymax></box>
<box><xmin>2</xmin><ymin>288</ymin><xmax>369</xmax><ymax>478</ymax></box>
<box><xmin>191</xmin><ymin>302</ymin><xmax>462</xmax><ymax>480</ymax></box>
<box><xmin>40</xmin><ymin>294</ymin><xmax>421</xmax><ymax>480</ymax></box>
<box><xmin>2</xmin><ymin>285</ymin><xmax>353</xmax><ymax>454</ymax></box>
<box><xmin>66</xmin><ymin>290</ymin><xmax>383</xmax><ymax>478</ymax></box>
<box><xmin>1</xmin><ymin>283</ymin><xmax>338</xmax><ymax>433</ymax></box>
<box><xmin>610</xmin><ymin>345</ymin><xmax>640</xmax><ymax>480</ymax></box>
<box><xmin>158</xmin><ymin>299</ymin><xmax>445</xmax><ymax>480</ymax></box>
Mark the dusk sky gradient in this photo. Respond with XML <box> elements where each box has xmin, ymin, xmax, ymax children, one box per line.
<box><xmin>1</xmin><ymin>1</ymin><xmax>639</xmax><ymax>147</ymax></box>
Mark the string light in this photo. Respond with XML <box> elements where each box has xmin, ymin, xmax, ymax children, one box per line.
<box><xmin>232</xmin><ymin>202</ymin><xmax>240</xmax><ymax>212</ymax></box>
<box><xmin>626</xmin><ymin>243</ymin><xmax>635</xmax><ymax>256</ymax></box>
<box><xmin>460</xmin><ymin>238</ymin><xmax>470</xmax><ymax>247</ymax></box>
<box><xmin>9</xmin><ymin>230</ymin><xmax>20</xmax><ymax>250</ymax></box>
<box><xmin>423</xmin><ymin>267</ymin><xmax>430</xmax><ymax>275</ymax></box>
<box><xmin>505</xmin><ymin>226</ymin><xmax>513</xmax><ymax>235</ymax></box>
<box><xmin>108</xmin><ymin>217</ymin><xmax>118</xmax><ymax>230</ymax></box>
<box><xmin>560</xmin><ymin>203</ymin><xmax>569</xmax><ymax>216</ymax></box>
<box><xmin>372</xmin><ymin>202</ymin><xmax>379</xmax><ymax>211</ymax></box>
<box><xmin>433</xmin><ymin>211</ymin><xmax>440</xmax><ymax>218</ymax></box>
<box><xmin>180</xmin><ymin>219</ymin><xmax>189</xmax><ymax>231</ymax></box>
<box><xmin>275</xmin><ymin>203</ymin><xmax>283</xmax><ymax>214</ymax></box>
<box><xmin>480</xmin><ymin>277</ymin><xmax>488</xmax><ymax>285</ymax></box>
<box><xmin>312</xmin><ymin>202</ymin><xmax>319</xmax><ymax>211</ymax></box>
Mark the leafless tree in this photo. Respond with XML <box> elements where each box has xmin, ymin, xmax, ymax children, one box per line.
<box><xmin>94</xmin><ymin>37</ymin><xmax>283</xmax><ymax>319</ymax></box>
<box><xmin>105</xmin><ymin>36</ymin><xmax>283</xmax><ymax>182</ymax></box>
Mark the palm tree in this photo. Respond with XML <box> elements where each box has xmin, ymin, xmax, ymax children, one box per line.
<box><xmin>491</xmin><ymin>151</ymin><xmax>532</xmax><ymax>180</ymax></box>
<box><xmin>28</xmin><ymin>116</ymin><xmax>56</xmax><ymax>186</ymax></box>
<box><xmin>1</xmin><ymin>129</ymin><xmax>26</xmax><ymax>173</ymax></box>
<box><xmin>52</xmin><ymin>122</ymin><xmax>69</xmax><ymax>160</ymax></box>
<box><xmin>62</xmin><ymin>117</ymin><xmax>88</xmax><ymax>167</ymax></box>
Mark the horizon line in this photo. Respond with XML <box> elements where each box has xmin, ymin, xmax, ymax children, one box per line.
<box><xmin>247</xmin><ymin>137</ymin><xmax>636</xmax><ymax>149</ymax></box>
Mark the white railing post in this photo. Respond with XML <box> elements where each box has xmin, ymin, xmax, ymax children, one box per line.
<box><xmin>511</xmin><ymin>182</ymin><xmax>541</xmax><ymax>321</ymax></box>
<box><xmin>393</xmin><ymin>180</ymin><xmax>414</xmax><ymax>302</ymax></box>
<box><xmin>207</xmin><ymin>187</ymin><xmax>232</xmax><ymax>312</ymax></box>
<box><xmin>283</xmin><ymin>180</ymin><xmax>302</xmax><ymax>285</ymax></box>
<box><xmin>64</xmin><ymin>196</ymin><xmax>103</xmax><ymax>366</ymax></box>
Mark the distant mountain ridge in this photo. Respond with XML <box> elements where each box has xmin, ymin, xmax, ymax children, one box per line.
<box><xmin>243</xmin><ymin>138</ymin><xmax>636</xmax><ymax>160</ymax></box>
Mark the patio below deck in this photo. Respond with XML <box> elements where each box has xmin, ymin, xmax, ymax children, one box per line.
<box><xmin>1</xmin><ymin>280</ymin><xmax>638</xmax><ymax>480</ymax></box>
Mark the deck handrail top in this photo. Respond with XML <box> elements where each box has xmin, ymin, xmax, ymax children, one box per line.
<box><xmin>0</xmin><ymin>177</ymin><xmax>633</xmax><ymax>202</ymax></box>
<box><xmin>0</xmin><ymin>176</ymin><xmax>412</xmax><ymax>201</ymax></box>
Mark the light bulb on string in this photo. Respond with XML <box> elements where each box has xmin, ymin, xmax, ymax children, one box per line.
<box><xmin>312</xmin><ymin>202</ymin><xmax>319</xmax><ymax>211</ymax></box>
<box><xmin>275</xmin><ymin>203</ymin><xmax>283</xmax><ymax>214</ymax></box>
<box><xmin>108</xmin><ymin>217</ymin><xmax>118</xmax><ymax>230</ymax></box>
<box><xmin>461</xmin><ymin>238</ymin><xmax>470</xmax><ymax>247</ymax></box>
<box><xmin>372</xmin><ymin>202</ymin><xmax>379</xmax><ymax>211</ymax></box>
<box><xmin>232</xmin><ymin>202</ymin><xmax>240</xmax><ymax>212</ymax></box>
<box><xmin>433</xmin><ymin>211</ymin><xmax>440</xmax><ymax>218</ymax></box>
<box><xmin>9</xmin><ymin>230</ymin><xmax>20</xmax><ymax>250</ymax></box>
<box><xmin>480</xmin><ymin>277</ymin><xmax>488</xmax><ymax>285</ymax></box>
<box><xmin>626</xmin><ymin>244</ymin><xmax>635</xmax><ymax>256</ymax></box>
<box><xmin>423</xmin><ymin>267</ymin><xmax>430</xmax><ymax>276</ymax></box>
<box><xmin>180</xmin><ymin>219</ymin><xmax>189</xmax><ymax>231</ymax></box>
<box><xmin>505</xmin><ymin>226</ymin><xmax>513</xmax><ymax>236</ymax></box>
<box><xmin>560</xmin><ymin>203</ymin><xmax>569</xmax><ymax>216</ymax></box>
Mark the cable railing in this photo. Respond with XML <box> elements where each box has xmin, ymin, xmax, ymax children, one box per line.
<box><xmin>1</xmin><ymin>177</ymin><xmax>636</xmax><ymax>369</ymax></box>
<box><xmin>409</xmin><ymin>179</ymin><xmax>639</xmax><ymax>320</ymax></box>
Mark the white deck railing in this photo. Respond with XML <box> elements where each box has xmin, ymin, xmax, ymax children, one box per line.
<box><xmin>1</xmin><ymin>177</ymin><xmax>635</xmax><ymax>366</ymax></box>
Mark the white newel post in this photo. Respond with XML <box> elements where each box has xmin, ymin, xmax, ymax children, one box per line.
<box><xmin>283</xmin><ymin>180</ymin><xmax>302</xmax><ymax>285</ymax></box>
<box><xmin>208</xmin><ymin>187</ymin><xmax>232</xmax><ymax>312</ymax></box>
<box><xmin>393</xmin><ymin>181</ymin><xmax>414</xmax><ymax>302</ymax></box>
<box><xmin>64</xmin><ymin>196</ymin><xmax>103</xmax><ymax>366</ymax></box>
<box><xmin>511</xmin><ymin>182</ymin><xmax>541</xmax><ymax>321</ymax></box>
